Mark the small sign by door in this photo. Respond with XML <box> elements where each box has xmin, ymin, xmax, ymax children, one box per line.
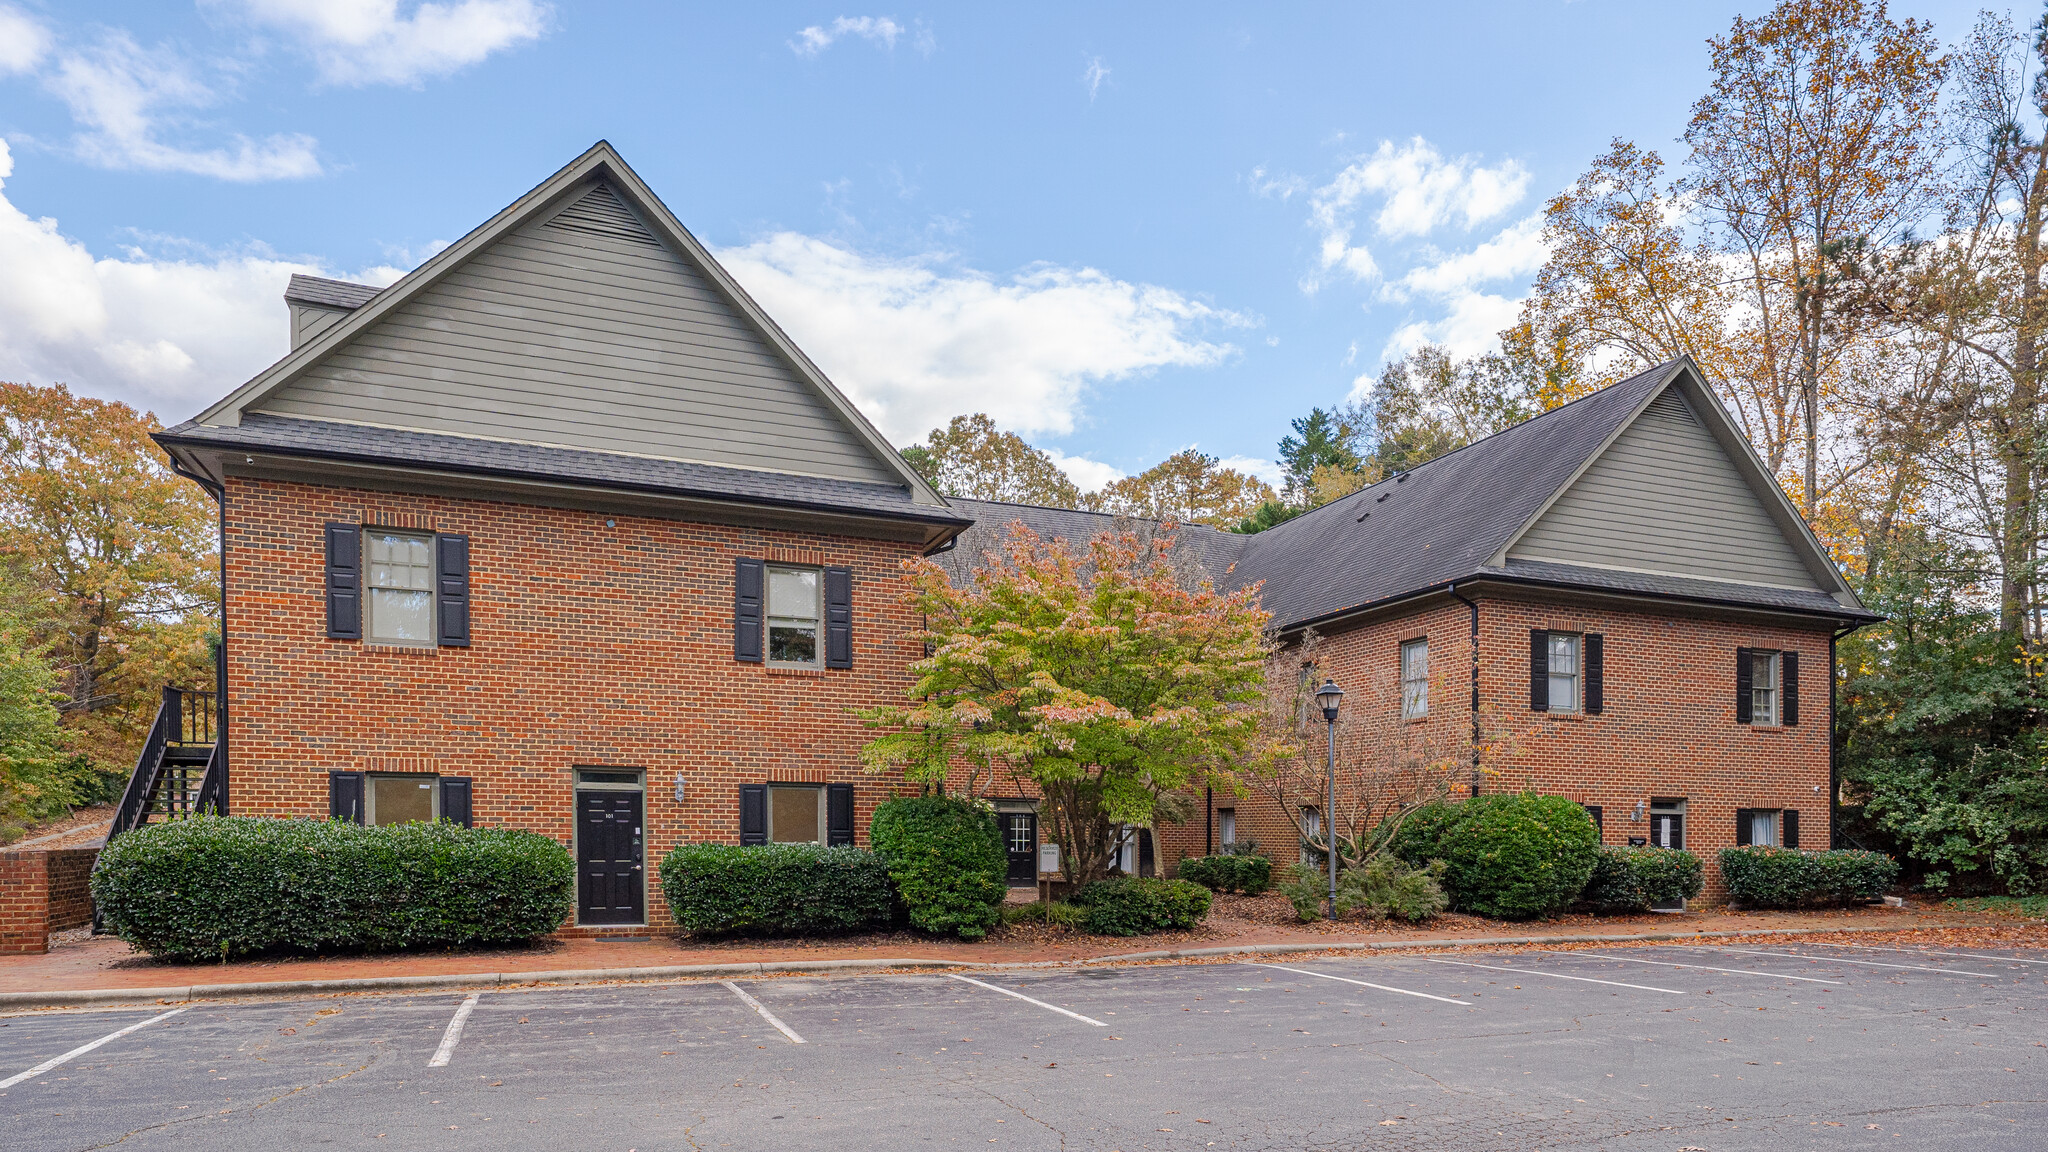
<box><xmin>1038</xmin><ymin>842</ymin><xmax>1061</xmax><ymax>875</ymax></box>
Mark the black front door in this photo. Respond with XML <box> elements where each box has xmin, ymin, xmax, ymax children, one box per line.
<box><xmin>577</xmin><ymin>789</ymin><xmax>644</xmax><ymax>924</ymax></box>
<box><xmin>1003</xmin><ymin>812</ymin><xmax>1037</xmax><ymax>885</ymax></box>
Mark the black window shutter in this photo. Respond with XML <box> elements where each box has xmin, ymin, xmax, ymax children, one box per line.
<box><xmin>1734</xmin><ymin>808</ymin><xmax>1754</xmax><ymax>846</ymax></box>
<box><xmin>1584</xmin><ymin>633</ymin><xmax>1605</xmax><ymax>715</ymax></box>
<box><xmin>826</xmin><ymin>782</ymin><xmax>855</xmax><ymax>846</ymax></box>
<box><xmin>1735</xmin><ymin>648</ymin><xmax>1754</xmax><ymax>724</ymax></box>
<box><xmin>1583</xmin><ymin>804</ymin><xmax>1603</xmax><ymax>834</ymax></box>
<box><xmin>734</xmin><ymin>559</ymin><xmax>764</xmax><ymax>663</ymax></box>
<box><xmin>740</xmin><ymin>784</ymin><xmax>767</xmax><ymax>845</ymax></box>
<box><xmin>329</xmin><ymin>771</ymin><xmax>365</xmax><ymax>823</ymax></box>
<box><xmin>324</xmin><ymin>523</ymin><xmax>361</xmax><ymax>640</ymax></box>
<box><xmin>1780</xmin><ymin>651</ymin><xmax>1799</xmax><ymax>726</ymax></box>
<box><xmin>436</xmin><ymin>534</ymin><xmax>470</xmax><ymax>647</ymax></box>
<box><xmin>824</xmin><ymin>565</ymin><xmax>853</xmax><ymax>669</ymax></box>
<box><xmin>1529</xmin><ymin>630</ymin><xmax>1548</xmax><ymax>711</ymax></box>
<box><xmin>439</xmin><ymin>777</ymin><xmax>473</xmax><ymax>828</ymax></box>
<box><xmin>1782</xmin><ymin>808</ymin><xmax>1799</xmax><ymax>849</ymax></box>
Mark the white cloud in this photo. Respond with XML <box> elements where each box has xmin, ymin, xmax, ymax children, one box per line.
<box><xmin>208</xmin><ymin>0</ymin><xmax>550</xmax><ymax>86</ymax></box>
<box><xmin>0</xmin><ymin>139</ymin><xmax>393</xmax><ymax>417</ymax></box>
<box><xmin>1043</xmin><ymin>447</ymin><xmax>1123</xmax><ymax>492</ymax></box>
<box><xmin>1382</xmin><ymin>291</ymin><xmax>1524</xmax><ymax>362</ymax></box>
<box><xmin>1304</xmin><ymin>137</ymin><xmax>1529</xmax><ymax>289</ymax></box>
<box><xmin>714</xmin><ymin>232</ymin><xmax>1249</xmax><ymax>445</ymax></box>
<box><xmin>1383</xmin><ymin>213</ymin><xmax>1546</xmax><ymax>303</ymax></box>
<box><xmin>1218</xmin><ymin>454</ymin><xmax>1284</xmax><ymax>488</ymax></box>
<box><xmin>47</xmin><ymin>33</ymin><xmax>321</xmax><ymax>180</ymax></box>
<box><xmin>1083</xmin><ymin>56</ymin><xmax>1109</xmax><ymax>101</ymax></box>
<box><xmin>790</xmin><ymin>16</ymin><xmax>926</xmax><ymax>58</ymax></box>
<box><xmin>0</xmin><ymin>5</ymin><xmax>50</xmax><ymax>75</ymax></box>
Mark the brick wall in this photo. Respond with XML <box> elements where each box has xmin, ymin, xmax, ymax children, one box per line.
<box><xmin>1173</xmin><ymin>589</ymin><xmax>1835</xmax><ymax>901</ymax></box>
<box><xmin>223</xmin><ymin>475</ymin><xmax>932</xmax><ymax>932</ymax></box>
<box><xmin>0</xmin><ymin>847</ymin><xmax>98</xmax><ymax>953</ymax></box>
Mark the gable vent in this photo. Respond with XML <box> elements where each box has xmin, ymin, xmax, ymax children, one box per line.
<box><xmin>1644</xmin><ymin>388</ymin><xmax>1694</xmax><ymax>424</ymax></box>
<box><xmin>545</xmin><ymin>183</ymin><xmax>662</xmax><ymax>247</ymax></box>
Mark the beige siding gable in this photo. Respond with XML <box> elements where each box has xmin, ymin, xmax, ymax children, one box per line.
<box><xmin>1506</xmin><ymin>387</ymin><xmax>1821</xmax><ymax>590</ymax></box>
<box><xmin>250</xmin><ymin>182</ymin><xmax>898</xmax><ymax>485</ymax></box>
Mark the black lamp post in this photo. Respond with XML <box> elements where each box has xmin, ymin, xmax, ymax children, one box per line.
<box><xmin>1314</xmin><ymin>678</ymin><xmax>1344</xmax><ymax>920</ymax></box>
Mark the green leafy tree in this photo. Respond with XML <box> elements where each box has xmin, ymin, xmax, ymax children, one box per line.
<box><xmin>0</xmin><ymin>616</ymin><xmax>81</xmax><ymax>842</ymax></box>
<box><xmin>1276</xmin><ymin>407</ymin><xmax>1365</xmax><ymax>506</ymax></box>
<box><xmin>860</xmin><ymin>522</ymin><xmax>1275</xmax><ymax>884</ymax></box>
<box><xmin>900</xmin><ymin>414</ymin><xmax>1083</xmax><ymax>507</ymax></box>
<box><xmin>1087</xmin><ymin>449</ymin><xmax>1275</xmax><ymax>527</ymax></box>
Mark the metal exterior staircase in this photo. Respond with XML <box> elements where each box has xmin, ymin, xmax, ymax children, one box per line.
<box><xmin>108</xmin><ymin>687</ymin><xmax>225</xmax><ymax>843</ymax></box>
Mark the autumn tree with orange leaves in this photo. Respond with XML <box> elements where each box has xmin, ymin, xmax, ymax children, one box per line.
<box><xmin>859</xmin><ymin>522</ymin><xmax>1275</xmax><ymax>885</ymax></box>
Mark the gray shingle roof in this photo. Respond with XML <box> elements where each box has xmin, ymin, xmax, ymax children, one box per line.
<box><xmin>1480</xmin><ymin>559</ymin><xmax>1860</xmax><ymax>618</ymax></box>
<box><xmin>1228</xmin><ymin>360</ymin><xmax>1684</xmax><ymax>628</ymax></box>
<box><xmin>156</xmin><ymin>414</ymin><xmax>970</xmax><ymax>527</ymax></box>
<box><xmin>934</xmin><ymin>499</ymin><xmax>1251</xmax><ymax>587</ymax></box>
<box><xmin>283</xmin><ymin>274</ymin><xmax>381</xmax><ymax>310</ymax></box>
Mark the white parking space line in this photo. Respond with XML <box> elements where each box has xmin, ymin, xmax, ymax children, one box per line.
<box><xmin>1413</xmin><ymin>956</ymin><xmax>1686</xmax><ymax>994</ymax></box>
<box><xmin>1254</xmin><ymin>963</ymin><xmax>1472</xmax><ymax>1005</ymax></box>
<box><xmin>1545</xmin><ymin>951</ymin><xmax>1845</xmax><ymax>985</ymax></box>
<box><xmin>1803</xmin><ymin>941</ymin><xmax>2048</xmax><ymax>967</ymax></box>
<box><xmin>946</xmin><ymin>974</ymin><xmax>1108</xmax><ymax>1026</ymax></box>
<box><xmin>1688</xmin><ymin>945</ymin><xmax>1999</xmax><ymax>978</ymax></box>
<box><xmin>427</xmin><ymin>993</ymin><xmax>480</xmax><ymax>1067</ymax></box>
<box><xmin>0</xmin><ymin>1007</ymin><xmax>190</xmax><ymax>1091</ymax></box>
<box><xmin>723</xmin><ymin>981</ymin><xmax>808</xmax><ymax>1043</ymax></box>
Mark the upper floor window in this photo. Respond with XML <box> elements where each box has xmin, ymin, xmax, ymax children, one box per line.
<box><xmin>767</xmin><ymin>565</ymin><xmax>821</xmax><ymax>666</ymax></box>
<box><xmin>1547</xmin><ymin>632</ymin><xmax>1581</xmax><ymax>713</ymax></box>
<box><xmin>1750</xmin><ymin>650</ymin><xmax>1780</xmax><ymax>726</ymax></box>
<box><xmin>1400</xmin><ymin>638</ymin><xmax>1429</xmax><ymax>719</ymax></box>
<box><xmin>366</xmin><ymin>530</ymin><xmax>433</xmax><ymax>644</ymax></box>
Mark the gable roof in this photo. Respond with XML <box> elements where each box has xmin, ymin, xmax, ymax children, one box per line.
<box><xmin>166</xmin><ymin>140</ymin><xmax>954</xmax><ymax>524</ymax></box>
<box><xmin>933</xmin><ymin>498</ymin><xmax>1252</xmax><ymax>588</ymax></box>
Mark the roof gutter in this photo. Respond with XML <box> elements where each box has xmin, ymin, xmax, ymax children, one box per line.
<box><xmin>1446</xmin><ymin>583</ymin><xmax>1482</xmax><ymax>795</ymax></box>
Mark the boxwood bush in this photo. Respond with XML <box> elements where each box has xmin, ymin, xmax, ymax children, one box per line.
<box><xmin>1068</xmin><ymin>877</ymin><xmax>1212</xmax><ymax>936</ymax></box>
<box><xmin>1389</xmin><ymin>793</ymin><xmax>1600</xmax><ymax>920</ymax></box>
<box><xmin>1580</xmin><ymin>846</ymin><xmax>1704</xmax><ymax>912</ymax></box>
<box><xmin>1175</xmin><ymin>853</ymin><xmax>1273</xmax><ymax>895</ymax></box>
<box><xmin>91</xmin><ymin>815</ymin><xmax>574</xmax><ymax>962</ymax></box>
<box><xmin>868</xmin><ymin>796</ymin><xmax>1009</xmax><ymax>939</ymax></box>
<box><xmin>1718</xmin><ymin>846</ymin><xmax>1899</xmax><ymax>908</ymax></box>
<box><xmin>659</xmin><ymin>842</ymin><xmax>895</xmax><ymax>936</ymax></box>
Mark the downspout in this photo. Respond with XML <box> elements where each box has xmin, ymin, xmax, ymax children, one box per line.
<box><xmin>1205</xmin><ymin>785</ymin><xmax>1213</xmax><ymax>856</ymax></box>
<box><xmin>1829</xmin><ymin>622</ymin><xmax>1856</xmax><ymax>851</ymax></box>
<box><xmin>1447</xmin><ymin>583</ymin><xmax>1481</xmax><ymax>796</ymax></box>
<box><xmin>168</xmin><ymin>458</ymin><xmax>227</xmax><ymax>808</ymax></box>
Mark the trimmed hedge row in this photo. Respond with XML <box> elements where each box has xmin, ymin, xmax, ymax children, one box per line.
<box><xmin>1069</xmin><ymin>877</ymin><xmax>1212</xmax><ymax>936</ymax></box>
<box><xmin>1719</xmin><ymin>846</ymin><xmax>1899</xmax><ymax>907</ymax></box>
<box><xmin>1175</xmin><ymin>853</ymin><xmax>1273</xmax><ymax>895</ymax></box>
<box><xmin>91</xmin><ymin>816</ymin><xmax>574</xmax><ymax>962</ymax></box>
<box><xmin>869</xmin><ymin>796</ymin><xmax>1009</xmax><ymax>940</ymax></box>
<box><xmin>659</xmin><ymin>842</ymin><xmax>896</xmax><ymax>936</ymax></box>
<box><xmin>1581</xmin><ymin>846</ymin><xmax>1704</xmax><ymax>912</ymax></box>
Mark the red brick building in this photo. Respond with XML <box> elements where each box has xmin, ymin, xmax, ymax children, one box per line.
<box><xmin>135</xmin><ymin>142</ymin><xmax>1875</xmax><ymax>930</ymax></box>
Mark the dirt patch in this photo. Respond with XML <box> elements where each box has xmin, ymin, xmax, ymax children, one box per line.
<box><xmin>4</xmin><ymin>805</ymin><xmax>115</xmax><ymax>850</ymax></box>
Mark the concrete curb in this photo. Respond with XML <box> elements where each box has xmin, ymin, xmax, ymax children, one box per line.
<box><xmin>0</xmin><ymin>923</ymin><xmax>1937</xmax><ymax>1011</ymax></box>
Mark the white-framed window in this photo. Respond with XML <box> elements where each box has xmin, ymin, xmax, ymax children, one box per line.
<box><xmin>766</xmin><ymin>565</ymin><xmax>822</xmax><ymax>666</ymax></box>
<box><xmin>1300</xmin><ymin>807</ymin><xmax>1321</xmax><ymax>866</ymax></box>
<box><xmin>1748</xmin><ymin>808</ymin><xmax>1780</xmax><ymax>847</ymax></box>
<box><xmin>1400</xmin><ymin>638</ymin><xmax>1429</xmax><ymax>719</ymax></box>
<box><xmin>767</xmin><ymin>783</ymin><xmax>825</xmax><ymax>843</ymax></box>
<box><xmin>1751</xmin><ymin>650</ymin><xmax>1780</xmax><ymax>726</ymax></box>
<box><xmin>1218</xmin><ymin>808</ymin><xmax>1236</xmax><ymax>850</ymax></box>
<box><xmin>366</xmin><ymin>530</ymin><xmax>434</xmax><ymax>644</ymax></box>
<box><xmin>366</xmin><ymin>774</ymin><xmax>437</xmax><ymax>826</ymax></box>
<box><xmin>1547</xmin><ymin>632</ymin><xmax>1581</xmax><ymax>713</ymax></box>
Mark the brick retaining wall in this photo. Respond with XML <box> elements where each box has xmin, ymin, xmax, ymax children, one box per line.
<box><xmin>0</xmin><ymin>847</ymin><xmax>98</xmax><ymax>954</ymax></box>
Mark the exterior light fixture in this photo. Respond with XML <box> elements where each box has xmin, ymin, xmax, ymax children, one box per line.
<box><xmin>1314</xmin><ymin>678</ymin><xmax>1343</xmax><ymax>920</ymax></box>
<box><xmin>1632</xmin><ymin>800</ymin><xmax>1647</xmax><ymax>822</ymax></box>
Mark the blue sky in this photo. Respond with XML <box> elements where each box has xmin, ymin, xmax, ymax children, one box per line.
<box><xmin>0</xmin><ymin>1</ymin><xmax>1995</xmax><ymax>489</ymax></box>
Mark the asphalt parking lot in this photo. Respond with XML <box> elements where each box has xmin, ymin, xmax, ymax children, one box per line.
<box><xmin>3</xmin><ymin>940</ymin><xmax>2042</xmax><ymax>1151</ymax></box>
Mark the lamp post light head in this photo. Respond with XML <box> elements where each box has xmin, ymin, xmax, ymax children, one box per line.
<box><xmin>1314</xmin><ymin>678</ymin><xmax>1344</xmax><ymax>723</ymax></box>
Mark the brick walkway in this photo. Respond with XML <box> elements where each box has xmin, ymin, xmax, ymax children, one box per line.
<box><xmin>0</xmin><ymin>899</ymin><xmax>2018</xmax><ymax>998</ymax></box>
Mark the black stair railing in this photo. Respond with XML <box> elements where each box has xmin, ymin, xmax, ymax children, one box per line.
<box><xmin>108</xmin><ymin>687</ymin><xmax>220</xmax><ymax>843</ymax></box>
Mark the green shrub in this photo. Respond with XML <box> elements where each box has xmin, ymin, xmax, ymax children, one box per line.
<box><xmin>1175</xmin><ymin>853</ymin><xmax>1273</xmax><ymax>895</ymax></box>
<box><xmin>1943</xmin><ymin>895</ymin><xmax>2048</xmax><ymax>919</ymax></box>
<box><xmin>1580</xmin><ymin>846</ymin><xmax>1705</xmax><ymax>913</ymax></box>
<box><xmin>1719</xmin><ymin>847</ymin><xmax>1899</xmax><ymax>908</ymax></box>
<box><xmin>91</xmin><ymin>815</ymin><xmax>574</xmax><ymax>962</ymax></box>
<box><xmin>1001</xmin><ymin>900</ymin><xmax>1086</xmax><ymax>928</ymax></box>
<box><xmin>1340</xmin><ymin>856</ymin><xmax>1449</xmax><ymax>922</ymax></box>
<box><xmin>868</xmin><ymin>796</ymin><xmax>1009</xmax><ymax>939</ymax></box>
<box><xmin>1068</xmin><ymin>877</ymin><xmax>1212</xmax><ymax>936</ymax></box>
<box><xmin>1390</xmin><ymin>793</ymin><xmax>1600</xmax><ymax>920</ymax></box>
<box><xmin>659</xmin><ymin>842</ymin><xmax>895</xmax><ymax>936</ymax></box>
